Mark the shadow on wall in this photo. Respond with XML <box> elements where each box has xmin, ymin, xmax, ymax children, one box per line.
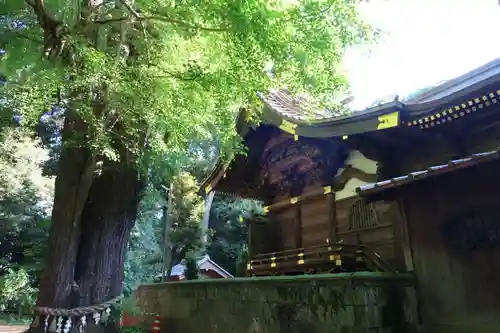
<box><xmin>134</xmin><ymin>272</ymin><xmax>418</xmax><ymax>333</ymax></box>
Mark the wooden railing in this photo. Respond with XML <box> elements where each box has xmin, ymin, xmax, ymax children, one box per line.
<box><xmin>358</xmin><ymin>244</ymin><xmax>397</xmax><ymax>273</ymax></box>
<box><xmin>247</xmin><ymin>242</ymin><xmax>396</xmax><ymax>276</ymax></box>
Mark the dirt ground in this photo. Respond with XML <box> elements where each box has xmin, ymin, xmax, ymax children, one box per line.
<box><xmin>0</xmin><ymin>326</ymin><xmax>28</xmax><ymax>333</ymax></box>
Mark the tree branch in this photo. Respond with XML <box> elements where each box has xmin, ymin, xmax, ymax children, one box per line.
<box><xmin>120</xmin><ymin>0</ymin><xmax>151</xmax><ymax>61</ymax></box>
<box><xmin>92</xmin><ymin>17</ymin><xmax>127</xmax><ymax>24</ymax></box>
<box><xmin>26</xmin><ymin>0</ymin><xmax>61</xmax><ymax>29</ymax></box>
<box><xmin>150</xmin><ymin>15</ymin><xmax>228</xmax><ymax>32</ymax></box>
<box><xmin>91</xmin><ymin>0</ymin><xmax>115</xmax><ymax>12</ymax></box>
<box><xmin>145</xmin><ymin>63</ymin><xmax>202</xmax><ymax>81</ymax></box>
<box><xmin>94</xmin><ymin>15</ymin><xmax>227</xmax><ymax>32</ymax></box>
<box><xmin>93</xmin><ymin>1</ymin><xmax>228</xmax><ymax>32</ymax></box>
<box><xmin>152</xmin><ymin>71</ymin><xmax>201</xmax><ymax>81</ymax></box>
<box><xmin>119</xmin><ymin>0</ymin><xmax>140</xmax><ymax>19</ymax></box>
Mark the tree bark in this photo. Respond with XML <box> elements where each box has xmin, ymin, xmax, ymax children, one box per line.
<box><xmin>28</xmin><ymin>124</ymin><xmax>144</xmax><ymax>333</ymax></box>
<box><xmin>29</xmin><ymin>163</ymin><xmax>143</xmax><ymax>333</ymax></box>
<box><xmin>25</xmin><ymin>2</ymin><xmax>145</xmax><ymax>332</ymax></box>
<box><xmin>36</xmin><ymin>116</ymin><xmax>92</xmax><ymax>309</ymax></box>
<box><xmin>27</xmin><ymin>9</ymin><xmax>144</xmax><ymax>318</ymax></box>
<box><xmin>75</xmin><ymin>164</ymin><xmax>143</xmax><ymax>306</ymax></box>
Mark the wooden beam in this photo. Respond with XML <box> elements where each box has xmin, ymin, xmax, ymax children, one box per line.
<box><xmin>248</xmin><ymin>218</ymin><xmax>254</xmax><ymax>258</ymax></box>
<box><xmin>263</xmin><ymin>186</ymin><xmax>326</xmax><ymax>213</ymax></box>
<box><xmin>370</xmin><ymin>130</ymin><xmax>404</xmax><ymax>147</ymax></box>
<box><xmin>326</xmin><ymin>191</ymin><xmax>337</xmax><ymax>243</ymax></box>
<box><xmin>294</xmin><ymin>204</ymin><xmax>302</xmax><ymax>248</ymax></box>
<box><xmin>393</xmin><ymin>198</ymin><xmax>414</xmax><ymax>272</ymax></box>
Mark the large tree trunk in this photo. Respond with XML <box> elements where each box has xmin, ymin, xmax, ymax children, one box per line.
<box><xmin>26</xmin><ymin>3</ymin><xmax>145</xmax><ymax>332</ymax></box>
<box><xmin>29</xmin><ymin>122</ymin><xmax>144</xmax><ymax>333</ymax></box>
<box><xmin>74</xmin><ymin>165</ymin><xmax>143</xmax><ymax>306</ymax></box>
<box><xmin>35</xmin><ymin>116</ymin><xmax>93</xmax><ymax>310</ymax></box>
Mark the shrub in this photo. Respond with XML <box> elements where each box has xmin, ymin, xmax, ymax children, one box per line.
<box><xmin>0</xmin><ymin>268</ymin><xmax>37</xmax><ymax>317</ymax></box>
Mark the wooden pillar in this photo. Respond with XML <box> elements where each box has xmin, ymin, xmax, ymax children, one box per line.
<box><xmin>294</xmin><ymin>204</ymin><xmax>302</xmax><ymax>248</ymax></box>
<box><xmin>248</xmin><ymin>218</ymin><xmax>254</xmax><ymax>258</ymax></box>
<box><xmin>326</xmin><ymin>191</ymin><xmax>337</xmax><ymax>244</ymax></box>
<box><xmin>392</xmin><ymin>197</ymin><xmax>414</xmax><ymax>272</ymax></box>
<box><xmin>201</xmin><ymin>191</ymin><xmax>215</xmax><ymax>249</ymax></box>
<box><xmin>162</xmin><ymin>183</ymin><xmax>174</xmax><ymax>281</ymax></box>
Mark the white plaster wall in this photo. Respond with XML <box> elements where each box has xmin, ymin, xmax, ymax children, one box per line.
<box><xmin>336</xmin><ymin>150</ymin><xmax>378</xmax><ymax>200</ymax></box>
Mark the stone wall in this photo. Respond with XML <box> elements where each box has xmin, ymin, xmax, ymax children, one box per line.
<box><xmin>136</xmin><ymin>272</ymin><xmax>418</xmax><ymax>333</ymax></box>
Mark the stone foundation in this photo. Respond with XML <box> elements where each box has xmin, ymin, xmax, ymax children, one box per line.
<box><xmin>136</xmin><ymin>272</ymin><xmax>418</xmax><ymax>333</ymax></box>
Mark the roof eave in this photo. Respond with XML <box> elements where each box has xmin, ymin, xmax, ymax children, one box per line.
<box><xmin>405</xmin><ymin>73</ymin><xmax>500</xmax><ymax>117</ymax></box>
<box><xmin>200</xmin><ymin>58</ymin><xmax>500</xmax><ymax>196</ymax></box>
<box><xmin>199</xmin><ymin>255</ymin><xmax>234</xmax><ymax>278</ymax></box>
<box><xmin>406</xmin><ymin>58</ymin><xmax>500</xmax><ymax>104</ymax></box>
<box><xmin>356</xmin><ymin>148</ymin><xmax>500</xmax><ymax>198</ymax></box>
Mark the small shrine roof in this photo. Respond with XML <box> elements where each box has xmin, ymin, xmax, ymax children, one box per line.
<box><xmin>356</xmin><ymin>147</ymin><xmax>500</xmax><ymax>196</ymax></box>
<box><xmin>157</xmin><ymin>255</ymin><xmax>233</xmax><ymax>280</ymax></box>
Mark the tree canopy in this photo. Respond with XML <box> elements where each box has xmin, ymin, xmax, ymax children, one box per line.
<box><xmin>0</xmin><ymin>0</ymin><xmax>376</xmax><ymax>323</ymax></box>
<box><xmin>1</xmin><ymin>0</ymin><xmax>374</xmax><ymax>162</ymax></box>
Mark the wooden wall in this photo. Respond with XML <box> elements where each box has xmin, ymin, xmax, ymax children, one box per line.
<box><xmin>258</xmin><ymin>145</ymin><xmax>387</xmax><ymax>256</ymax></box>
<box><xmin>300</xmin><ymin>196</ymin><xmax>330</xmax><ymax>247</ymax></box>
<box><xmin>249</xmin><ymin>220</ymin><xmax>280</xmax><ymax>256</ymax></box>
<box><xmin>261</xmin><ymin>192</ymin><xmax>404</xmax><ymax>270</ymax></box>
<box><xmin>273</xmin><ymin>208</ymin><xmax>297</xmax><ymax>250</ymax></box>
<box><xmin>336</xmin><ymin>197</ymin><xmax>401</xmax><ymax>267</ymax></box>
<box><xmin>270</xmin><ymin>195</ymin><xmax>330</xmax><ymax>250</ymax></box>
<box><xmin>399</xmin><ymin>121</ymin><xmax>500</xmax><ymax>174</ymax></box>
<box><xmin>400</xmin><ymin>160</ymin><xmax>500</xmax><ymax>333</ymax></box>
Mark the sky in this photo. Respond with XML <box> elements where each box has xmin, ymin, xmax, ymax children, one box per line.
<box><xmin>343</xmin><ymin>0</ymin><xmax>500</xmax><ymax>110</ymax></box>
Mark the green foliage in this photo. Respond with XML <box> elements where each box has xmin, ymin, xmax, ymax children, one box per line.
<box><xmin>0</xmin><ymin>0</ymin><xmax>375</xmax><ymax>302</ymax></box>
<box><xmin>120</xmin><ymin>327</ymin><xmax>148</xmax><ymax>333</ymax></box>
<box><xmin>125</xmin><ymin>171</ymin><xmax>204</xmax><ymax>287</ymax></box>
<box><xmin>125</xmin><ymin>173</ymin><xmax>260</xmax><ymax>284</ymax></box>
<box><xmin>184</xmin><ymin>252</ymin><xmax>199</xmax><ymax>280</ymax></box>
<box><xmin>0</xmin><ymin>269</ymin><xmax>38</xmax><ymax>317</ymax></box>
<box><xmin>124</xmin><ymin>186</ymin><xmax>163</xmax><ymax>288</ymax></box>
<box><xmin>118</xmin><ymin>295</ymin><xmax>142</xmax><ymax>316</ymax></box>
<box><xmin>0</xmin><ymin>128</ymin><xmax>54</xmax><ymax>216</ymax></box>
<box><xmin>0</xmin><ymin>129</ymin><xmax>52</xmax><ymax>316</ymax></box>
<box><xmin>169</xmin><ymin>172</ymin><xmax>204</xmax><ymax>261</ymax></box>
<box><xmin>1</xmin><ymin>0</ymin><xmax>375</xmax><ymax>165</ymax></box>
<box><xmin>0</xmin><ymin>315</ymin><xmax>32</xmax><ymax>325</ymax></box>
<box><xmin>0</xmin><ymin>128</ymin><xmax>53</xmax><ymax>269</ymax></box>
<box><xmin>207</xmin><ymin>196</ymin><xmax>260</xmax><ymax>276</ymax></box>
<box><xmin>235</xmin><ymin>246</ymin><xmax>249</xmax><ymax>277</ymax></box>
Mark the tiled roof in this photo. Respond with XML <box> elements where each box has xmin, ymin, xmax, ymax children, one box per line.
<box><xmin>256</xmin><ymin>58</ymin><xmax>500</xmax><ymax>124</ymax></box>
<box><xmin>200</xmin><ymin>58</ymin><xmax>500</xmax><ymax>197</ymax></box>
<box><xmin>259</xmin><ymin>89</ymin><xmax>339</xmax><ymax>121</ymax></box>
<box><xmin>357</xmin><ymin>148</ymin><xmax>500</xmax><ymax>196</ymax></box>
<box><xmin>405</xmin><ymin>58</ymin><xmax>500</xmax><ymax>104</ymax></box>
